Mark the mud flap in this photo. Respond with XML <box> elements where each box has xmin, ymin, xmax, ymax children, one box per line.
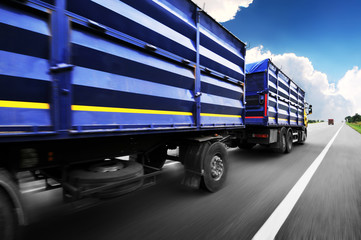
<box><xmin>180</xmin><ymin>142</ymin><xmax>211</xmax><ymax>189</ymax></box>
<box><xmin>181</xmin><ymin>170</ymin><xmax>203</xmax><ymax>189</ymax></box>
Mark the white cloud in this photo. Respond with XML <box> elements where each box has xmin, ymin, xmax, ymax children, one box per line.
<box><xmin>337</xmin><ymin>67</ymin><xmax>361</xmax><ymax>116</ymax></box>
<box><xmin>192</xmin><ymin>0</ymin><xmax>253</xmax><ymax>22</ymax></box>
<box><xmin>246</xmin><ymin>45</ymin><xmax>357</xmax><ymax>122</ymax></box>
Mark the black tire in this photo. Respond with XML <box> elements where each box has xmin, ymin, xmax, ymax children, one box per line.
<box><xmin>201</xmin><ymin>142</ymin><xmax>228</xmax><ymax>192</ymax></box>
<box><xmin>69</xmin><ymin>160</ymin><xmax>144</xmax><ymax>198</ymax></box>
<box><xmin>298</xmin><ymin>129</ymin><xmax>307</xmax><ymax>144</ymax></box>
<box><xmin>285</xmin><ymin>129</ymin><xmax>293</xmax><ymax>153</ymax></box>
<box><xmin>276</xmin><ymin>129</ymin><xmax>287</xmax><ymax>153</ymax></box>
<box><xmin>96</xmin><ymin>180</ymin><xmax>143</xmax><ymax>199</ymax></box>
<box><xmin>69</xmin><ymin>160</ymin><xmax>143</xmax><ymax>184</ymax></box>
<box><xmin>0</xmin><ymin>189</ymin><xmax>17</xmax><ymax>240</ymax></box>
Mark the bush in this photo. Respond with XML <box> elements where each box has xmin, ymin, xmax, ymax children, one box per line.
<box><xmin>345</xmin><ymin>113</ymin><xmax>361</xmax><ymax>123</ymax></box>
<box><xmin>308</xmin><ymin>119</ymin><xmax>322</xmax><ymax>124</ymax></box>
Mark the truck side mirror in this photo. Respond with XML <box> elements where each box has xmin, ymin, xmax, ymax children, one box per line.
<box><xmin>308</xmin><ymin>105</ymin><xmax>313</xmax><ymax>115</ymax></box>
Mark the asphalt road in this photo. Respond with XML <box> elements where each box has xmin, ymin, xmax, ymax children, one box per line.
<box><xmin>22</xmin><ymin>122</ymin><xmax>361</xmax><ymax>240</ymax></box>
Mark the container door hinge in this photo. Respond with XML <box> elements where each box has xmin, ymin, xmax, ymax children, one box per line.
<box><xmin>50</xmin><ymin>63</ymin><xmax>74</xmax><ymax>73</ymax></box>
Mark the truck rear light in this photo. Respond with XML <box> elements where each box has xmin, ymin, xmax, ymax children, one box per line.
<box><xmin>252</xmin><ymin>134</ymin><xmax>269</xmax><ymax>138</ymax></box>
<box><xmin>48</xmin><ymin>152</ymin><xmax>54</xmax><ymax>161</ymax></box>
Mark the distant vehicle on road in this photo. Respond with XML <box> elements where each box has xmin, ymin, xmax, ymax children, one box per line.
<box><xmin>328</xmin><ymin>119</ymin><xmax>335</xmax><ymax>125</ymax></box>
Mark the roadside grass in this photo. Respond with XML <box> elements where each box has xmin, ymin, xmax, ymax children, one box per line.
<box><xmin>347</xmin><ymin>122</ymin><xmax>361</xmax><ymax>134</ymax></box>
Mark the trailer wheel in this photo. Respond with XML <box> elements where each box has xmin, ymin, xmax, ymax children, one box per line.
<box><xmin>201</xmin><ymin>142</ymin><xmax>228</xmax><ymax>192</ymax></box>
<box><xmin>285</xmin><ymin>129</ymin><xmax>293</xmax><ymax>153</ymax></box>
<box><xmin>0</xmin><ymin>189</ymin><xmax>17</xmax><ymax>240</ymax></box>
<box><xmin>276</xmin><ymin>129</ymin><xmax>287</xmax><ymax>153</ymax></box>
<box><xmin>69</xmin><ymin>160</ymin><xmax>143</xmax><ymax>198</ymax></box>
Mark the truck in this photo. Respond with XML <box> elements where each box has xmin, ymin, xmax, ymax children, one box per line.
<box><xmin>0</xmin><ymin>0</ymin><xmax>311</xmax><ymax>239</ymax></box>
<box><xmin>328</xmin><ymin>119</ymin><xmax>334</xmax><ymax>125</ymax></box>
<box><xmin>241</xmin><ymin>59</ymin><xmax>312</xmax><ymax>152</ymax></box>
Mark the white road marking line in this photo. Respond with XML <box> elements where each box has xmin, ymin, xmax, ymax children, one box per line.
<box><xmin>252</xmin><ymin>124</ymin><xmax>344</xmax><ymax>240</ymax></box>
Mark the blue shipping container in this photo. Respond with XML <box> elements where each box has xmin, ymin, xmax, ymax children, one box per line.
<box><xmin>0</xmin><ymin>0</ymin><xmax>246</xmax><ymax>140</ymax></box>
<box><xmin>245</xmin><ymin>59</ymin><xmax>306</xmax><ymax>127</ymax></box>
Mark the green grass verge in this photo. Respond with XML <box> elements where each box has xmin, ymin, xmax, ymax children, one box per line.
<box><xmin>347</xmin><ymin>122</ymin><xmax>361</xmax><ymax>134</ymax></box>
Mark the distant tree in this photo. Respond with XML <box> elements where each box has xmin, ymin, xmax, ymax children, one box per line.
<box><xmin>351</xmin><ymin>113</ymin><xmax>361</xmax><ymax>122</ymax></box>
<box><xmin>346</xmin><ymin>114</ymin><xmax>361</xmax><ymax>123</ymax></box>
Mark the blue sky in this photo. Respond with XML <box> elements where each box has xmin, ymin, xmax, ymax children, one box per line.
<box><xmin>222</xmin><ymin>0</ymin><xmax>361</xmax><ymax>84</ymax></box>
<box><xmin>194</xmin><ymin>0</ymin><xmax>361</xmax><ymax>120</ymax></box>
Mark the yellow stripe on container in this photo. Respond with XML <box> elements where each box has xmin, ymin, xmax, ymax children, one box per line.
<box><xmin>201</xmin><ymin>113</ymin><xmax>242</xmax><ymax>118</ymax></box>
<box><xmin>72</xmin><ymin>105</ymin><xmax>242</xmax><ymax>118</ymax></box>
<box><xmin>0</xmin><ymin>100</ymin><xmax>49</xmax><ymax>109</ymax></box>
<box><xmin>72</xmin><ymin>105</ymin><xmax>192</xmax><ymax>116</ymax></box>
<box><xmin>269</xmin><ymin>117</ymin><xmax>293</xmax><ymax>122</ymax></box>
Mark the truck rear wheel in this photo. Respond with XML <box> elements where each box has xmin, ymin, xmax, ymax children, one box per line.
<box><xmin>285</xmin><ymin>129</ymin><xmax>293</xmax><ymax>153</ymax></box>
<box><xmin>201</xmin><ymin>142</ymin><xmax>228</xmax><ymax>192</ymax></box>
<box><xmin>0</xmin><ymin>189</ymin><xmax>17</xmax><ymax>240</ymax></box>
<box><xmin>276</xmin><ymin>129</ymin><xmax>287</xmax><ymax>153</ymax></box>
<box><xmin>298</xmin><ymin>129</ymin><xmax>307</xmax><ymax>144</ymax></box>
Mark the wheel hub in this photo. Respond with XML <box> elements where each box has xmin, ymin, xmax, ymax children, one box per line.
<box><xmin>210</xmin><ymin>155</ymin><xmax>224</xmax><ymax>181</ymax></box>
